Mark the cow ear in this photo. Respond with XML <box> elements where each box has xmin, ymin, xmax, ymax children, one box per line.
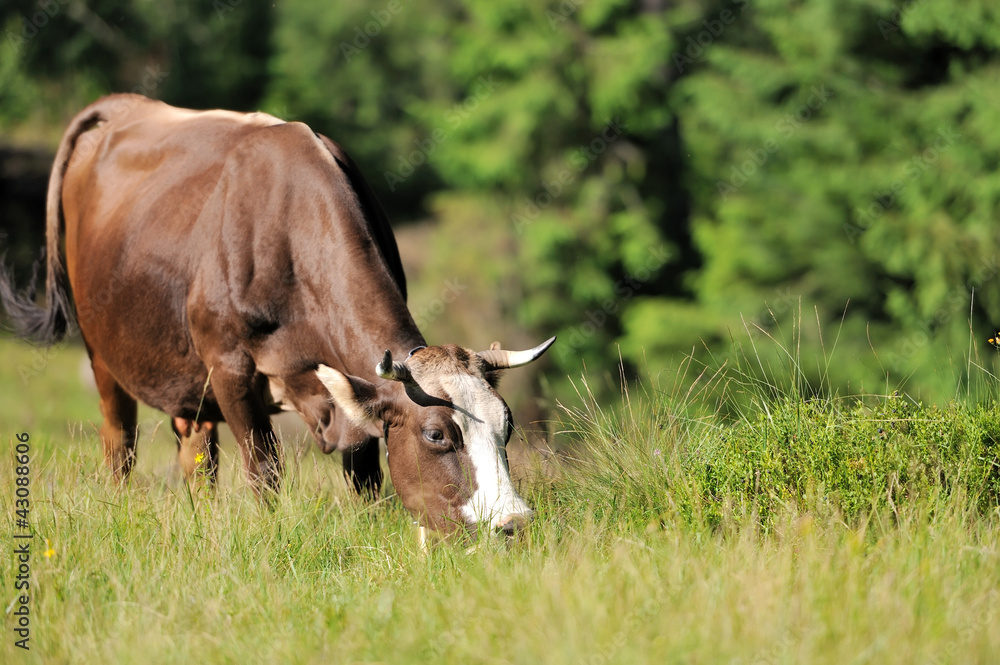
<box><xmin>482</xmin><ymin>341</ymin><xmax>504</xmax><ymax>388</ymax></box>
<box><xmin>316</xmin><ymin>365</ymin><xmax>384</xmax><ymax>426</ymax></box>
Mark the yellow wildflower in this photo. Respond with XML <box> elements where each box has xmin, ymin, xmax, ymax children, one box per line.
<box><xmin>44</xmin><ymin>538</ymin><xmax>55</xmax><ymax>559</ymax></box>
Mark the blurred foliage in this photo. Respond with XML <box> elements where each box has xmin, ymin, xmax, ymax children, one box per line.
<box><xmin>624</xmin><ymin>0</ymin><xmax>1000</xmax><ymax>406</ymax></box>
<box><xmin>2</xmin><ymin>0</ymin><xmax>1000</xmax><ymax>406</ymax></box>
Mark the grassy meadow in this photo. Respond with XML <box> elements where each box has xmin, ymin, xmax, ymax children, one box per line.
<box><xmin>2</xmin><ymin>335</ymin><xmax>1000</xmax><ymax>664</ymax></box>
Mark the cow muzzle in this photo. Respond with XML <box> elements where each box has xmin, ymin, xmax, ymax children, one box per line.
<box><xmin>498</xmin><ymin>509</ymin><xmax>533</xmax><ymax>536</ymax></box>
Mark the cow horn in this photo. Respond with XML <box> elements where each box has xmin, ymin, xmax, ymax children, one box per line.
<box><xmin>376</xmin><ymin>349</ymin><xmax>413</xmax><ymax>383</ymax></box>
<box><xmin>477</xmin><ymin>336</ymin><xmax>556</xmax><ymax>371</ymax></box>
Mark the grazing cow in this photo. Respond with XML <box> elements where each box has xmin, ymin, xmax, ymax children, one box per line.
<box><xmin>0</xmin><ymin>94</ymin><xmax>554</xmax><ymax>536</ymax></box>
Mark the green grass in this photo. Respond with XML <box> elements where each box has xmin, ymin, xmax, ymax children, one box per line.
<box><xmin>2</xmin><ymin>336</ymin><xmax>1000</xmax><ymax>664</ymax></box>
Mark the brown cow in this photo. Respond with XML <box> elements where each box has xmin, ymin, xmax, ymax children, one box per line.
<box><xmin>0</xmin><ymin>94</ymin><xmax>554</xmax><ymax>536</ymax></box>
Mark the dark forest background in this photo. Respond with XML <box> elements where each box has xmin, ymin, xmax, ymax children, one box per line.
<box><xmin>2</xmin><ymin>0</ymin><xmax>1000</xmax><ymax>410</ymax></box>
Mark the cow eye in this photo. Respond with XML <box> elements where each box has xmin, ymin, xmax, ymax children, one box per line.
<box><xmin>422</xmin><ymin>429</ymin><xmax>447</xmax><ymax>446</ymax></box>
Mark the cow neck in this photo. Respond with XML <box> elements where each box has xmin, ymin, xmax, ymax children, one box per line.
<box><xmin>307</xmin><ymin>143</ymin><xmax>426</xmax><ymax>381</ymax></box>
<box><xmin>321</xmin><ymin>286</ymin><xmax>425</xmax><ymax>383</ymax></box>
<box><xmin>310</xmin><ymin>240</ymin><xmax>425</xmax><ymax>382</ymax></box>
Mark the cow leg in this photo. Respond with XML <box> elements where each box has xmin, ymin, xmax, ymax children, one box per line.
<box><xmin>343</xmin><ymin>437</ymin><xmax>383</xmax><ymax>500</ymax></box>
<box><xmin>172</xmin><ymin>418</ymin><xmax>219</xmax><ymax>486</ymax></box>
<box><xmin>210</xmin><ymin>367</ymin><xmax>283</xmax><ymax>497</ymax></box>
<box><xmin>90</xmin><ymin>356</ymin><xmax>138</xmax><ymax>481</ymax></box>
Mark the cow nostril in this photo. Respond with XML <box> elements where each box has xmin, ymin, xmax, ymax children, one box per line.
<box><xmin>498</xmin><ymin>512</ymin><xmax>532</xmax><ymax>535</ymax></box>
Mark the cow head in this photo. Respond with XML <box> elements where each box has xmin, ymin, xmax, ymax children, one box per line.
<box><xmin>315</xmin><ymin>337</ymin><xmax>555</xmax><ymax>537</ymax></box>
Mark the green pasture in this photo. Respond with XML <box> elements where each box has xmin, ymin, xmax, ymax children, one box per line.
<box><xmin>4</xmin><ymin>1</ymin><xmax>1000</xmax><ymax>661</ymax></box>
<box><xmin>2</xmin><ymin>336</ymin><xmax>999</xmax><ymax>664</ymax></box>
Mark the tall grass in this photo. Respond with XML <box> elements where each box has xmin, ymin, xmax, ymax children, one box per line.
<box><xmin>558</xmin><ymin>374</ymin><xmax>1000</xmax><ymax>532</ymax></box>
<box><xmin>2</xmin><ymin>332</ymin><xmax>1000</xmax><ymax>664</ymax></box>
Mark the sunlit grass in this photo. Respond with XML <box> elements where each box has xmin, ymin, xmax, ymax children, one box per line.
<box><xmin>2</xmin><ymin>335</ymin><xmax>999</xmax><ymax>664</ymax></box>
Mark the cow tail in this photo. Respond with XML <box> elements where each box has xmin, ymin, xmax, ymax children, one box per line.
<box><xmin>0</xmin><ymin>107</ymin><xmax>104</xmax><ymax>345</ymax></box>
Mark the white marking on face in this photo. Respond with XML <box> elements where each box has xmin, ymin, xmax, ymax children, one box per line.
<box><xmin>440</xmin><ymin>372</ymin><xmax>532</xmax><ymax>530</ymax></box>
